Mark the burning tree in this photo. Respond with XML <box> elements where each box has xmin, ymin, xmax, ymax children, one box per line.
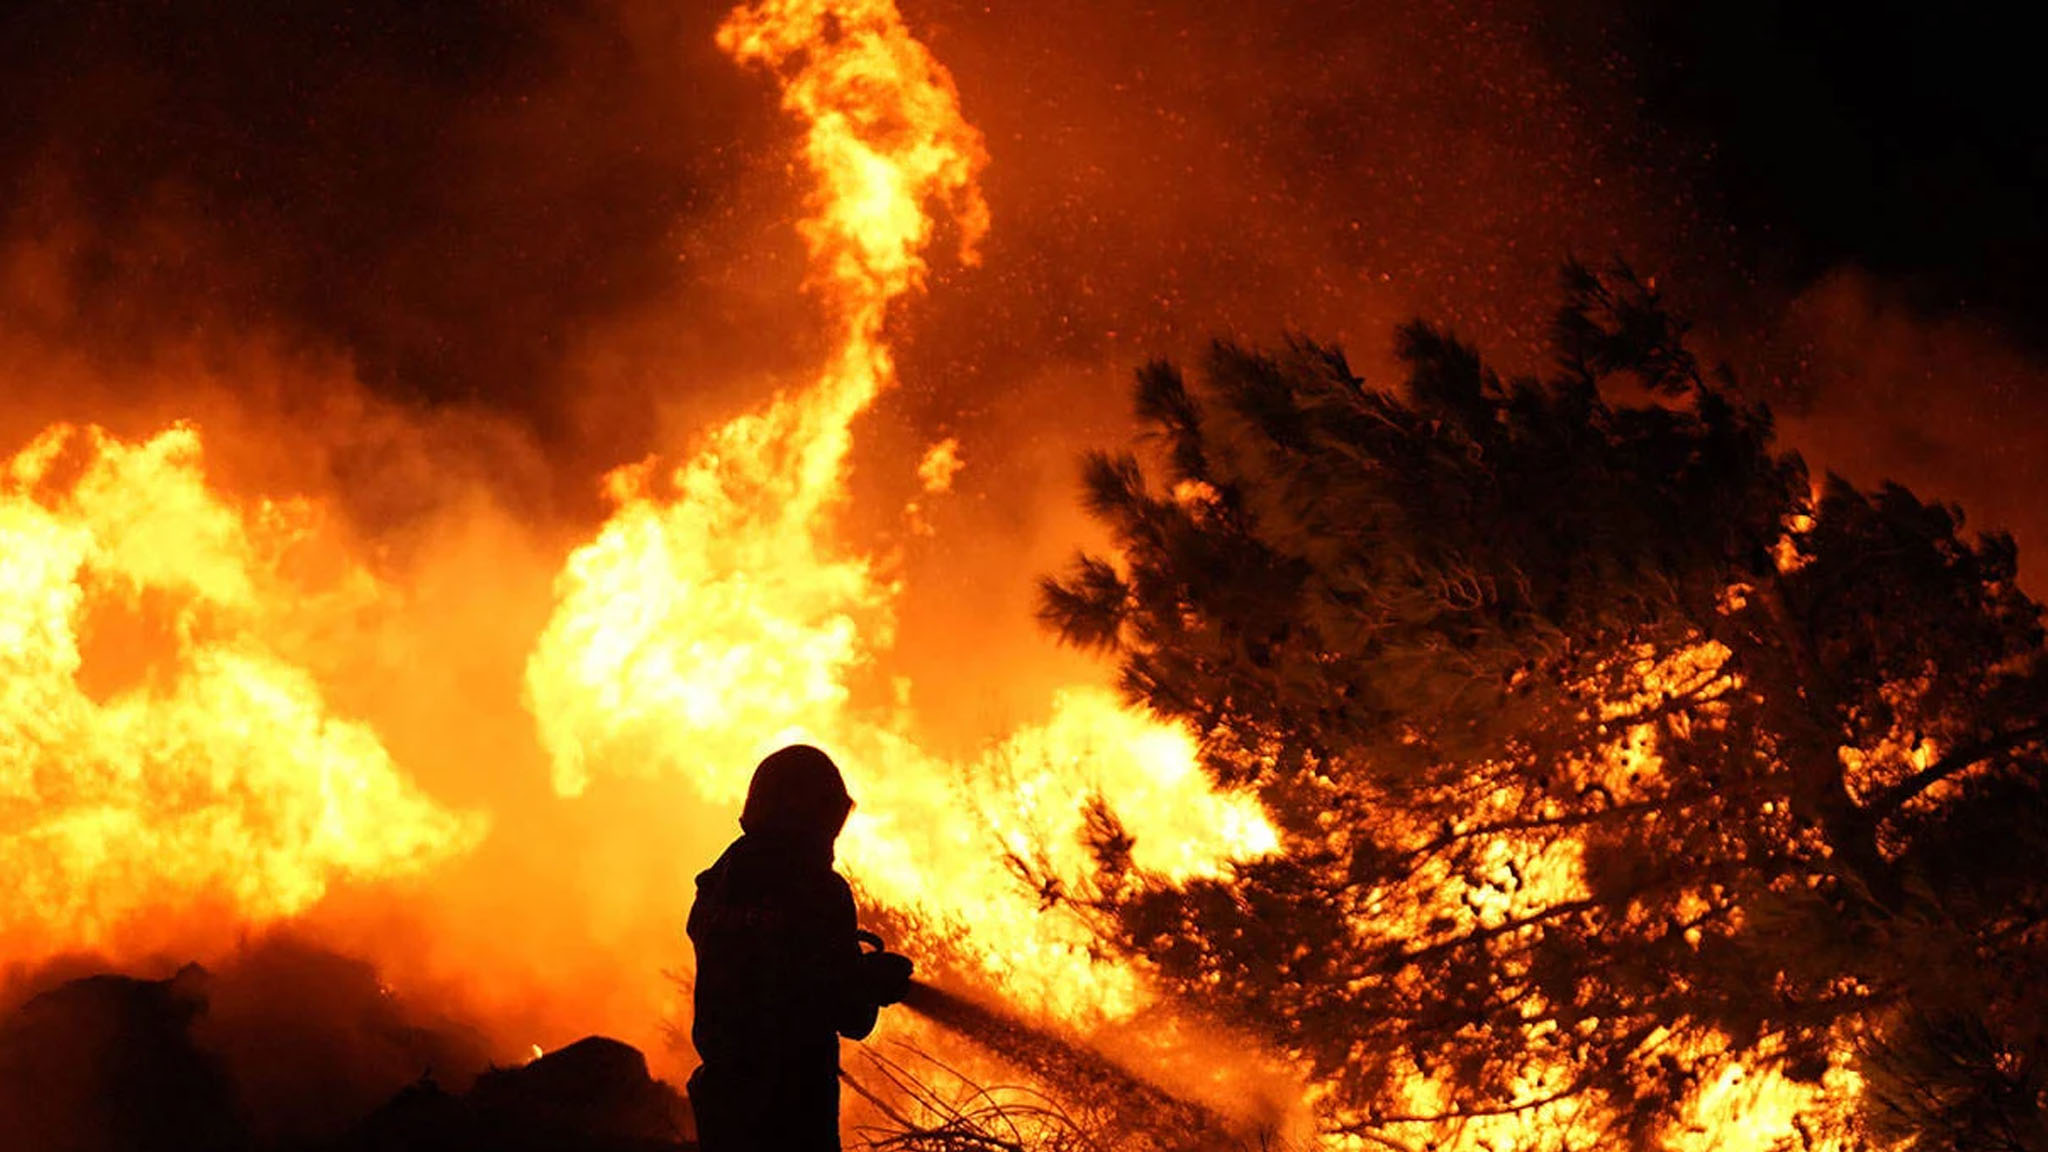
<box><xmin>1038</xmin><ymin>267</ymin><xmax>2048</xmax><ymax>1149</ymax></box>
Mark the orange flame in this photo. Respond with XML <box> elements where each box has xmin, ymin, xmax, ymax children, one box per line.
<box><xmin>0</xmin><ymin>423</ymin><xmax>482</xmax><ymax>960</ymax></box>
<box><xmin>523</xmin><ymin>0</ymin><xmax>1274</xmax><ymax>1021</ymax></box>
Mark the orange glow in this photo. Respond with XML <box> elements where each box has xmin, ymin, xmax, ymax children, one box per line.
<box><xmin>0</xmin><ymin>422</ymin><xmax>482</xmax><ymax>959</ymax></box>
<box><xmin>524</xmin><ymin>0</ymin><xmax>1274</xmax><ymax>1023</ymax></box>
<box><xmin>0</xmin><ymin>6</ymin><xmax>1881</xmax><ymax>1150</ymax></box>
<box><xmin>915</xmin><ymin>437</ymin><xmax>963</xmax><ymax>493</ymax></box>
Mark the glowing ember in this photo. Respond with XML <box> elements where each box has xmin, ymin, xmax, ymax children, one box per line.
<box><xmin>916</xmin><ymin>438</ymin><xmax>964</xmax><ymax>494</ymax></box>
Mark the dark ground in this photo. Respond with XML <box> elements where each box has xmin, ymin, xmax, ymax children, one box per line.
<box><xmin>0</xmin><ymin>960</ymin><xmax>693</xmax><ymax>1152</ymax></box>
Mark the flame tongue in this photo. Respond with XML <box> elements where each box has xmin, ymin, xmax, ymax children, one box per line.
<box><xmin>718</xmin><ymin>0</ymin><xmax>992</xmax><ymax>326</ymax></box>
<box><xmin>721</xmin><ymin>0</ymin><xmax>990</xmax><ymax>434</ymax></box>
<box><xmin>529</xmin><ymin>0</ymin><xmax>989</xmax><ymax>806</ymax></box>
<box><xmin>529</xmin><ymin>0</ymin><xmax>988</xmax><ymax>793</ymax></box>
<box><xmin>523</xmin><ymin>0</ymin><xmax>1275</xmax><ymax>1021</ymax></box>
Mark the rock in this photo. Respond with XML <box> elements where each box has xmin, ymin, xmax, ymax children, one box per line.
<box><xmin>2</xmin><ymin>963</ymin><xmax>691</xmax><ymax>1152</ymax></box>
<box><xmin>0</xmin><ymin>966</ymin><xmax>245</xmax><ymax>1152</ymax></box>
<box><xmin>337</xmin><ymin>1036</ymin><xmax>690</xmax><ymax>1152</ymax></box>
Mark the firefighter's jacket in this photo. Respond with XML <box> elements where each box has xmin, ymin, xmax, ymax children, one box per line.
<box><xmin>686</xmin><ymin>830</ymin><xmax>874</xmax><ymax>1152</ymax></box>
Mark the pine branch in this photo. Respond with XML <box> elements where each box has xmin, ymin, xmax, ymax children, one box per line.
<box><xmin>1865</xmin><ymin>721</ymin><xmax>2048</xmax><ymax>821</ymax></box>
<box><xmin>1376</xmin><ymin>897</ymin><xmax>1605</xmax><ymax>970</ymax></box>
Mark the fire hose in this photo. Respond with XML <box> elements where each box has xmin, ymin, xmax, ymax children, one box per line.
<box><xmin>853</xmin><ymin>930</ymin><xmax>1241</xmax><ymax>1149</ymax></box>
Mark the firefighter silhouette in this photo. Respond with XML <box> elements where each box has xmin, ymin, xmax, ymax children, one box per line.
<box><xmin>687</xmin><ymin>744</ymin><xmax>914</xmax><ymax>1152</ymax></box>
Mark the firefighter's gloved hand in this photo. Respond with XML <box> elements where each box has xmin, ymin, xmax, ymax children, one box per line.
<box><xmin>861</xmin><ymin>949</ymin><xmax>914</xmax><ymax>1007</ymax></box>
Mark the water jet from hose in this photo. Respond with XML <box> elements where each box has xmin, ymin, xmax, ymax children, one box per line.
<box><xmin>894</xmin><ymin>978</ymin><xmax>1247</xmax><ymax>1150</ymax></box>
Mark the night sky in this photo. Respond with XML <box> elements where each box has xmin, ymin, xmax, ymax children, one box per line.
<box><xmin>2</xmin><ymin>0</ymin><xmax>2042</xmax><ymax>571</ymax></box>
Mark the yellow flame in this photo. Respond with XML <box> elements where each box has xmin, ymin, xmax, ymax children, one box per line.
<box><xmin>1670</xmin><ymin>1041</ymin><xmax>1863</xmax><ymax>1152</ymax></box>
<box><xmin>0</xmin><ymin>423</ymin><xmax>483</xmax><ymax>959</ymax></box>
<box><xmin>524</xmin><ymin>0</ymin><xmax>1273</xmax><ymax>1021</ymax></box>
<box><xmin>718</xmin><ymin>0</ymin><xmax>990</xmax><ymax>460</ymax></box>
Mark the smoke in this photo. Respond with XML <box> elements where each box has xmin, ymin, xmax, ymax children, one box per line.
<box><xmin>4</xmin><ymin>0</ymin><xmax>2034</xmax><ymax>490</ymax></box>
<box><xmin>0</xmin><ymin>0</ymin><xmax>1704</xmax><ymax>477</ymax></box>
<box><xmin>0</xmin><ymin>0</ymin><xmax>773</xmax><ymax>435</ymax></box>
<box><xmin>1762</xmin><ymin>269</ymin><xmax>2048</xmax><ymax>595</ymax></box>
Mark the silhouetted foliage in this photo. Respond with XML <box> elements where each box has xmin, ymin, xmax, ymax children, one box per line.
<box><xmin>1039</xmin><ymin>265</ymin><xmax>2048</xmax><ymax>1148</ymax></box>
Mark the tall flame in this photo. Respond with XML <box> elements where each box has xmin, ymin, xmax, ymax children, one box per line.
<box><xmin>0</xmin><ymin>423</ymin><xmax>482</xmax><ymax>960</ymax></box>
<box><xmin>523</xmin><ymin>0</ymin><xmax>1274</xmax><ymax>1020</ymax></box>
<box><xmin>528</xmin><ymin>0</ymin><xmax>988</xmax><ymax>804</ymax></box>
